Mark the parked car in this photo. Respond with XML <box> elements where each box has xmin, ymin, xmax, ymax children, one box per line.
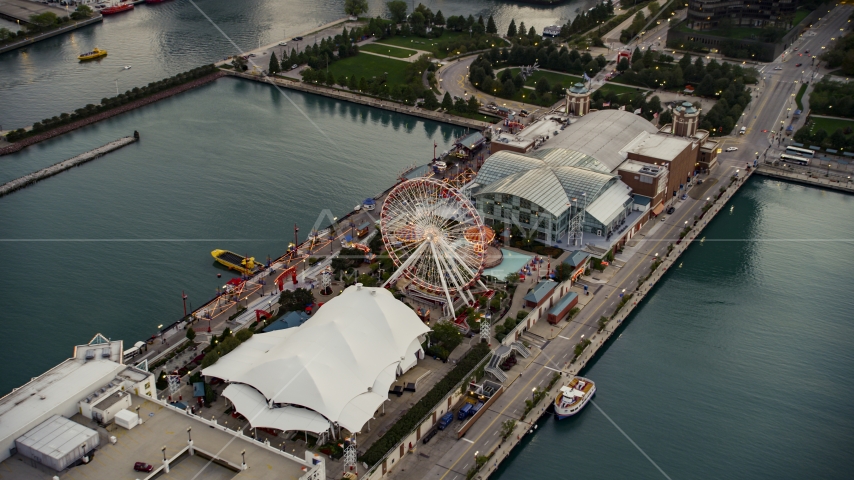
<box><xmin>134</xmin><ymin>462</ymin><xmax>153</xmax><ymax>473</ymax></box>
<box><xmin>279</xmin><ymin>41</ymin><xmax>287</xmax><ymax>46</ymax></box>
<box><xmin>726</xmin><ymin>147</ymin><xmax>738</xmax><ymax>152</ymax></box>
<box><xmin>422</xmin><ymin>428</ymin><xmax>438</xmax><ymax>444</ymax></box>
<box><xmin>795</xmin><ymin>63</ymin><xmax>802</xmax><ymax>67</ymax></box>
<box><xmin>774</xmin><ymin>66</ymin><xmax>783</xmax><ymax>70</ymax></box>
<box><xmin>666</xmin><ymin>206</ymin><xmax>675</xmax><ymax>215</ymax></box>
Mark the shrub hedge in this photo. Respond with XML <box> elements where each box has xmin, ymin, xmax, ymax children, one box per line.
<box><xmin>5</xmin><ymin>64</ymin><xmax>217</xmax><ymax>142</ymax></box>
<box><xmin>360</xmin><ymin>342</ymin><xmax>491</xmax><ymax>466</ymax></box>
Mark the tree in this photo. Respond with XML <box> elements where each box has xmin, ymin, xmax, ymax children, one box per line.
<box><xmin>200</xmin><ymin>350</ymin><xmax>220</xmax><ymax>369</ymax></box>
<box><xmin>279</xmin><ymin>288</ymin><xmax>314</xmax><ymax>312</ymax></box>
<box><xmin>441</xmin><ymin>91</ymin><xmax>453</xmax><ymax>110</ymax></box>
<box><xmin>435</xmin><ymin>10</ymin><xmax>445</xmax><ymax>25</ymax></box>
<box><xmin>528</xmin><ymin>26</ymin><xmax>536</xmax><ymax>37</ymax></box>
<box><xmin>505</xmin><ymin>273</ymin><xmax>520</xmax><ymax>285</ymax></box>
<box><xmin>344</xmin><ymin>0</ymin><xmax>368</xmax><ymax>17</ymax></box>
<box><xmin>507</xmin><ymin>19</ymin><xmax>517</xmax><ymax>37</ymax></box>
<box><xmin>467</xmin><ymin>95</ymin><xmax>480</xmax><ymax>114</ymax></box>
<box><xmin>431</xmin><ymin>320</ymin><xmax>463</xmax><ymax>352</ymax></box>
<box><xmin>70</xmin><ymin>5</ymin><xmax>92</xmax><ymax>20</ymax></box>
<box><xmin>422</xmin><ymin>91</ymin><xmax>439</xmax><ymax>109</ymax></box>
<box><xmin>502</xmin><ymin>79</ymin><xmax>516</xmax><ymax>97</ymax></box>
<box><xmin>554</xmin><ymin>263</ymin><xmax>573</xmax><ymax>281</ymax></box>
<box><xmin>348</xmin><ymin>75</ymin><xmax>358</xmax><ymax>90</ymax></box>
<box><xmin>325</xmin><ymin>72</ymin><xmax>335</xmax><ymax>86</ymax></box>
<box><xmin>487</xmin><ymin>15</ymin><xmax>497</xmax><ymax>34</ymax></box>
<box><xmin>500</xmin><ymin>419</ymin><xmax>517</xmax><ymax>440</ymax></box>
<box><xmin>387</xmin><ymin>0</ymin><xmax>408</xmax><ymax>23</ymax></box>
<box><xmin>536</xmin><ymin>77</ymin><xmax>551</xmax><ymax>95</ymax></box>
<box><xmin>236</xmin><ymin>329</ymin><xmax>254</xmax><ymax>342</ymax></box>
<box><xmin>268</xmin><ymin>52</ymin><xmax>280</xmax><ymax>74</ymax></box>
<box><xmin>518</xmin><ymin>22</ymin><xmax>526</xmax><ymax>37</ymax></box>
<box><xmin>29</xmin><ymin>12</ymin><xmax>58</xmax><ymax>28</ymax></box>
<box><xmin>186</xmin><ymin>328</ymin><xmax>196</xmax><ymax>341</ymax></box>
<box><xmin>617</xmin><ymin>57</ymin><xmax>630</xmax><ymax>72</ymax></box>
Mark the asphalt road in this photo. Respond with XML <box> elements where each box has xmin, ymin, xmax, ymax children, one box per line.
<box><xmin>423</xmin><ymin>6</ymin><xmax>853</xmax><ymax>479</ymax></box>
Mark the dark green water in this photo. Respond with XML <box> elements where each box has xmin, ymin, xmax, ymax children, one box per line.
<box><xmin>495</xmin><ymin>178</ymin><xmax>854</xmax><ymax>479</ymax></box>
<box><xmin>0</xmin><ymin>0</ymin><xmax>599</xmax><ymax>128</ymax></box>
<box><xmin>0</xmin><ymin>77</ymin><xmax>465</xmax><ymax>393</ymax></box>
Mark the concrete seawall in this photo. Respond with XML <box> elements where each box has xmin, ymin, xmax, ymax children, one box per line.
<box><xmin>0</xmin><ymin>135</ymin><xmax>137</xmax><ymax>198</ymax></box>
<box><xmin>0</xmin><ymin>16</ymin><xmax>102</xmax><ymax>55</ymax></box>
<box><xmin>222</xmin><ymin>70</ymin><xmax>493</xmax><ymax>131</ymax></box>
<box><xmin>472</xmin><ymin>170</ymin><xmax>757</xmax><ymax>479</ymax></box>
<box><xmin>755</xmin><ymin>165</ymin><xmax>854</xmax><ymax>194</ymax></box>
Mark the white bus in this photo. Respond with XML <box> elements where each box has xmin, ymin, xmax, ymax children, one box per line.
<box><xmin>785</xmin><ymin>146</ymin><xmax>815</xmax><ymax>158</ymax></box>
<box><xmin>780</xmin><ymin>153</ymin><xmax>810</xmax><ymax>166</ymax></box>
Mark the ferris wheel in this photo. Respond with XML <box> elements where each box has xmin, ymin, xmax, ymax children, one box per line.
<box><xmin>380</xmin><ymin>177</ymin><xmax>488</xmax><ymax>312</ymax></box>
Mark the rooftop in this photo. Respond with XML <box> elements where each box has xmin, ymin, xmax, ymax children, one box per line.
<box><xmin>625</xmin><ymin>132</ymin><xmax>692</xmax><ymax>163</ymax></box>
<box><xmin>618</xmin><ymin>159</ymin><xmax>669</xmax><ymax>176</ymax></box>
<box><xmin>0</xmin><ymin>359</ymin><xmax>124</xmax><ymax>448</ymax></box>
<box><xmin>91</xmin><ymin>390</ymin><xmax>129</xmax><ymax>411</ymax></box>
<box><xmin>524</xmin><ymin>280</ymin><xmax>558</xmax><ymax>304</ymax></box>
<box><xmin>563</xmin><ymin>250</ymin><xmax>589</xmax><ymax>268</ymax></box>
<box><xmin>549</xmin><ymin>110</ymin><xmax>659</xmax><ymax>171</ymax></box>
<box><xmin>474</xmin><ymin>148</ymin><xmax>619</xmax><ymax>218</ymax></box>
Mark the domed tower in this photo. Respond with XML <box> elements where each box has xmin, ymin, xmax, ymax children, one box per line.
<box><xmin>565</xmin><ymin>82</ymin><xmax>591</xmax><ymax>116</ymax></box>
<box><xmin>672</xmin><ymin>101</ymin><xmax>700</xmax><ymax>137</ymax></box>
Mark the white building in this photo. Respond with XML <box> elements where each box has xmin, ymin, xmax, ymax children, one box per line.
<box><xmin>203</xmin><ymin>285</ymin><xmax>430</xmax><ymax>437</ymax></box>
<box><xmin>0</xmin><ymin>334</ymin><xmax>154</xmax><ymax>464</ymax></box>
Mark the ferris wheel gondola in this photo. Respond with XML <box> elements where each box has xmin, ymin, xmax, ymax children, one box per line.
<box><xmin>380</xmin><ymin>178</ymin><xmax>487</xmax><ymax>312</ymax></box>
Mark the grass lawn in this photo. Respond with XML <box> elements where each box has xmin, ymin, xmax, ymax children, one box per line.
<box><xmin>325</xmin><ymin>53</ymin><xmax>409</xmax><ymax>87</ymax></box>
<box><xmin>506</xmin><ymin>68</ymin><xmax>583</xmax><ymax>87</ymax></box>
<box><xmin>361</xmin><ymin>43</ymin><xmax>418</xmax><ymax>59</ymax></box>
<box><xmin>793</xmin><ymin>8</ymin><xmax>811</xmax><ymax>27</ymax></box>
<box><xmin>597</xmin><ymin>82</ymin><xmax>646</xmax><ymax>97</ymax></box>
<box><xmin>371</xmin><ymin>31</ymin><xmax>503</xmax><ymax>59</ymax></box>
<box><xmin>810</xmin><ymin>116</ymin><xmax>854</xmax><ymax>134</ymax></box>
<box><xmin>795</xmin><ymin>83</ymin><xmax>807</xmax><ymax>110</ymax></box>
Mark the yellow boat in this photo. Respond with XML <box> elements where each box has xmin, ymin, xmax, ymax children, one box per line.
<box><xmin>211</xmin><ymin>249</ymin><xmax>264</xmax><ymax>275</ymax></box>
<box><xmin>78</xmin><ymin>48</ymin><xmax>107</xmax><ymax>61</ymax></box>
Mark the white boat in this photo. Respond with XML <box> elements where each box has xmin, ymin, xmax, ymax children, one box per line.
<box><xmin>434</xmin><ymin>161</ymin><xmax>447</xmax><ymax>171</ymax></box>
<box><xmin>554</xmin><ymin>376</ymin><xmax>595</xmax><ymax>419</ymax></box>
<box><xmin>123</xmin><ymin>65</ymin><xmax>132</xmax><ymax>70</ymax></box>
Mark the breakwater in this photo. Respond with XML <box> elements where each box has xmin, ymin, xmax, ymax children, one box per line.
<box><xmin>471</xmin><ymin>170</ymin><xmax>757</xmax><ymax>479</ymax></box>
<box><xmin>755</xmin><ymin>164</ymin><xmax>854</xmax><ymax>194</ymax></box>
<box><xmin>0</xmin><ymin>71</ymin><xmax>224</xmax><ymax>156</ymax></box>
<box><xmin>0</xmin><ymin>135</ymin><xmax>138</xmax><ymax>198</ymax></box>
<box><xmin>223</xmin><ymin>70</ymin><xmax>493</xmax><ymax>130</ymax></box>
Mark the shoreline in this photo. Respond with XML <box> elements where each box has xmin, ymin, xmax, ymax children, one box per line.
<box><xmin>470</xmin><ymin>170</ymin><xmax>757</xmax><ymax>478</ymax></box>
<box><xmin>224</xmin><ymin>70</ymin><xmax>495</xmax><ymax>130</ymax></box>
<box><xmin>0</xmin><ymin>15</ymin><xmax>103</xmax><ymax>55</ymax></box>
<box><xmin>0</xmin><ymin>71</ymin><xmax>224</xmax><ymax>156</ymax></box>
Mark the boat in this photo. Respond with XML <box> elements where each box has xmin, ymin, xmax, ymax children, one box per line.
<box><xmin>78</xmin><ymin>48</ymin><xmax>108</xmax><ymax>61</ymax></box>
<box><xmin>211</xmin><ymin>249</ymin><xmax>265</xmax><ymax>275</ymax></box>
<box><xmin>123</xmin><ymin>65</ymin><xmax>132</xmax><ymax>69</ymax></box>
<box><xmin>101</xmin><ymin>3</ymin><xmax>134</xmax><ymax>15</ymax></box>
<box><xmin>554</xmin><ymin>376</ymin><xmax>595</xmax><ymax>419</ymax></box>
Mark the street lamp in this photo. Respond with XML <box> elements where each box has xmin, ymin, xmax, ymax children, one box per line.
<box><xmin>531</xmin><ymin>387</ymin><xmax>537</xmax><ymax>401</ymax></box>
<box><xmin>162</xmin><ymin>446</ymin><xmax>167</xmax><ymax>462</ymax></box>
<box><xmin>187</xmin><ymin>427</ymin><xmax>192</xmax><ymax>442</ymax></box>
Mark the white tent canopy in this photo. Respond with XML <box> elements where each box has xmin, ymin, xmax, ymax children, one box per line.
<box><xmin>204</xmin><ymin>285</ymin><xmax>429</xmax><ymax>433</ymax></box>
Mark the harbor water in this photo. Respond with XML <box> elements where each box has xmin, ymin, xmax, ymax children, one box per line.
<box><xmin>0</xmin><ymin>0</ymin><xmax>599</xmax><ymax>128</ymax></box>
<box><xmin>494</xmin><ymin>177</ymin><xmax>854</xmax><ymax>479</ymax></box>
<box><xmin>0</xmin><ymin>77</ymin><xmax>465</xmax><ymax>394</ymax></box>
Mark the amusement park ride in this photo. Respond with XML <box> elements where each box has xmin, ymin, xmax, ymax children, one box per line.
<box><xmin>380</xmin><ymin>177</ymin><xmax>494</xmax><ymax>316</ymax></box>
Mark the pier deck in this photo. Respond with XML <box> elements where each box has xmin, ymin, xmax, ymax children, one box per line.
<box><xmin>0</xmin><ymin>0</ymin><xmax>68</xmax><ymax>23</ymax></box>
<box><xmin>0</xmin><ymin>135</ymin><xmax>137</xmax><ymax>198</ymax></box>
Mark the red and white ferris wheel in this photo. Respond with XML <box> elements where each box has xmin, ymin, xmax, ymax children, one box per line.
<box><xmin>380</xmin><ymin>177</ymin><xmax>488</xmax><ymax>311</ymax></box>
